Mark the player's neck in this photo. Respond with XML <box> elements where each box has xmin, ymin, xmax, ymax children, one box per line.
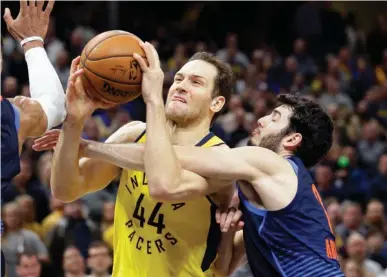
<box><xmin>278</xmin><ymin>149</ymin><xmax>294</xmax><ymax>159</ymax></box>
<box><xmin>167</xmin><ymin>119</ymin><xmax>211</xmax><ymax>146</ymax></box>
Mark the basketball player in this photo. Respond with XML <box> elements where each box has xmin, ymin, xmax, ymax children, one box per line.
<box><xmin>34</xmin><ymin>45</ymin><xmax>236</xmax><ymax>276</ymax></box>
<box><xmin>1</xmin><ymin>1</ymin><xmax>82</xmax><ymax>276</ymax></box>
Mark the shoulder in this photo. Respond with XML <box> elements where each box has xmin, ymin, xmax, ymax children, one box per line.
<box><xmin>105</xmin><ymin>121</ymin><xmax>146</xmax><ymax>144</ymax></box>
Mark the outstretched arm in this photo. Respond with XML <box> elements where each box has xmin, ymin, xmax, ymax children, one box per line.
<box><xmin>4</xmin><ymin>0</ymin><xmax>70</xmax><ymax>145</ymax></box>
<box><xmin>83</xmin><ymin>141</ymin><xmax>296</xmax><ymax>209</ymax></box>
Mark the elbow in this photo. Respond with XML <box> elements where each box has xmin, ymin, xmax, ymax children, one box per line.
<box><xmin>148</xmin><ymin>179</ymin><xmax>179</xmax><ymax>201</ymax></box>
<box><xmin>51</xmin><ymin>181</ymin><xmax>83</xmax><ymax>203</ymax></box>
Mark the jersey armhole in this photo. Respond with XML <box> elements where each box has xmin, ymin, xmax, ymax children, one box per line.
<box><xmin>134</xmin><ymin>129</ymin><xmax>146</xmax><ymax>143</ymax></box>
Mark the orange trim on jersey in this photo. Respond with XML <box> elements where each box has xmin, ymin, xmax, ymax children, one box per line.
<box><xmin>312</xmin><ymin>184</ymin><xmax>334</xmax><ymax>233</ymax></box>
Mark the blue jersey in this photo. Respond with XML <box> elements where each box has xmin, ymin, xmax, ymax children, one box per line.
<box><xmin>239</xmin><ymin>156</ymin><xmax>344</xmax><ymax>277</ymax></box>
<box><xmin>1</xmin><ymin>97</ymin><xmax>21</xmax><ymax>204</ymax></box>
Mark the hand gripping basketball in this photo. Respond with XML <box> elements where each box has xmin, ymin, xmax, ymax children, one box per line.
<box><xmin>133</xmin><ymin>42</ymin><xmax>164</xmax><ymax>104</ymax></box>
<box><xmin>65</xmin><ymin>56</ymin><xmax>114</xmax><ymax>124</ymax></box>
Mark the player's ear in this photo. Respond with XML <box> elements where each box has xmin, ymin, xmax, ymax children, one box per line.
<box><xmin>210</xmin><ymin>95</ymin><xmax>225</xmax><ymax>113</ymax></box>
<box><xmin>283</xmin><ymin>132</ymin><xmax>302</xmax><ymax>151</ymax></box>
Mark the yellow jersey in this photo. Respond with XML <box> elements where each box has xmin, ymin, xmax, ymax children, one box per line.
<box><xmin>112</xmin><ymin>131</ymin><xmax>225</xmax><ymax>277</ymax></box>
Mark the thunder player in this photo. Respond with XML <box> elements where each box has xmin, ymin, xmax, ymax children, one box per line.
<box><xmin>1</xmin><ymin>1</ymin><xmax>81</xmax><ymax>276</ymax></box>
<box><xmin>34</xmin><ymin>45</ymin><xmax>236</xmax><ymax>275</ymax></box>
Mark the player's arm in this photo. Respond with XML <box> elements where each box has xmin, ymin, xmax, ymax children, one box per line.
<box><xmin>84</xmin><ymin>142</ymin><xmax>295</xmax><ymax>208</ymax></box>
<box><xmin>133</xmin><ymin>42</ymin><xmax>196</xmax><ymax>200</ymax></box>
<box><xmin>4</xmin><ymin>1</ymin><xmax>70</xmax><ymax>144</ymax></box>
<box><xmin>84</xmin><ymin>141</ymin><xmax>233</xmax><ymax>201</ymax></box>
<box><xmin>214</xmin><ymin>230</ymin><xmax>247</xmax><ymax>277</ymax></box>
<box><xmin>51</xmin><ymin>120</ymin><xmax>145</xmax><ymax>203</ymax></box>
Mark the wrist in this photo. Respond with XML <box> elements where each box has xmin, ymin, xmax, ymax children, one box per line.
<box><xmin>23</xmin><ymin>41</ymin><xmax>44</xmax><ymax>53</ymax></box>
<box><xmin>145</xmin><ymin>94</ymin><xmax>164</xmax><ymax>106</ymax></box>
<box><xmin>63</xmin><ymin>118</ymin><xmax>85</xmax><ymax>131</ymax></box>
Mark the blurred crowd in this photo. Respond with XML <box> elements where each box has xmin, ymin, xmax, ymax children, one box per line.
<box><xmin>1</xmin><ymin>2</ymin><xmax>387</xmax><ymax>277</ymax></box>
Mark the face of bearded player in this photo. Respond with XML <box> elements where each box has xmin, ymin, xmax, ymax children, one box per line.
<box><xmin>250</xmin><ymin>105</ymin><xmax>301</xmax><ymax>154</ymax></box>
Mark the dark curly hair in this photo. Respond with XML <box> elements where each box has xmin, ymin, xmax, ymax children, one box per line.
<box><xmin>277</xmin><ymin>94</ymin><xmax>334</xmax><ymax>168</ymax></box>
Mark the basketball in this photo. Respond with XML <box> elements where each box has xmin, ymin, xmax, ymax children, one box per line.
<box><xmin>79</xmin><ymin>30</ymin><xmax>147</xmax><ymax>105</ymax></box>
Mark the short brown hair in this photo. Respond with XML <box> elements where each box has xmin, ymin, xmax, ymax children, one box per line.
<box><xmin>188</xmin><ymin>52</ymin><xmax>235</xmax><ymax>122</ymax></box>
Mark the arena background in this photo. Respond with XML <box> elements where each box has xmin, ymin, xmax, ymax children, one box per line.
<box><xmin>1</xmin><ymin>1</ymin><xmax>387</xmax><ymax>277</ymax></box>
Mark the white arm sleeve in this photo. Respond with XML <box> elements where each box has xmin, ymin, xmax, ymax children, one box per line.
<box><xmin>25</xmin><ymin>47</ymin><xmax>66</xmax><ymax>131</ymax></box>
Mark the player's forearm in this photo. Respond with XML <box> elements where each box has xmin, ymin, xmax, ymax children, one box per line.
<box><xmin>83</xmin><ymin>141</ymin><xmax>145</xmax><ymax>171</ymax></box>
<box><xmin>24</xmin><ymin>42</ymin><xmax>66</xmax><ymax>132</ymax></box>
<box><xmin>214</xmin><ymin>231</ymin><xmax>236</xmax><ymax>276</ymax></box>
<box><xmin>51</xmin><ymin>121</ymin><xmax>85</xmax><ymax>202</ymax></box>
<box><xmin>174</xmin><ymin>146</ymin><xmax>255</xmax><ymax>181</ymax></box>
<box><xmin>144</xmin><ymin>100</ymin><xmax>182</xmax><ymax>192</ymax></box>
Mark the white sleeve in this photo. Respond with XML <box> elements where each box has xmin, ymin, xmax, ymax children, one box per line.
<box><xmin>25</xmin><ymin>47</ymin><xmax>66</xmax><ymax>131</ymax></box>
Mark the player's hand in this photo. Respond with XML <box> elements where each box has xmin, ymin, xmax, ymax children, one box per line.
<box><xmin>216</xmin><ymin>207</ymin><xmax>244</xmax><ymax>233</ymax></box>
<box><xmin>3</xmin><ymin>0</ymin><xmax>54</xmax><ymax>42</ymax></box>
<box><xmin>133</xmin><ymin>41</ymin><xmax>164</xmax><ymax>104</ymax></box>
<box><xmin>216</xmin><ymin>190</ymin><xmax>244</xmax><ymax>233</ymax></box>
<box><xmin>65</xmin><ymin>56</ymin><xmax>113</xmax><ymax>124</ymax></box>
<box><xmin>32</xmin><ymin>129</ymin><xmax>60</xmax><ymax>151</ymax></box>
<box><xmin>33</xmin><ymin>129</ymin><xmax>88</xmax><ymax>156</ymax></box>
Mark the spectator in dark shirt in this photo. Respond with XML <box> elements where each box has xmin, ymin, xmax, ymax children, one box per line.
<box><xmin>369</xmin><ymin>153</ymin><xmax>387</xmax><ymax>208</ymax></box>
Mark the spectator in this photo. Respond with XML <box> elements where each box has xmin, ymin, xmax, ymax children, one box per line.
<box><xmin>346</xmin><ymin>232</ymin><xmax>383</xmax><ymax>276</ymax></box>
<box><xmin>326</xmin><ymin>198</ymin><xmax>343</xmax><ymax>228</ymax></box>
<box><xmin>325</xmin><ymin>198</ymin><xmax>344</xmax><ymax>249</ymax></box>
<box><xmin>1</xmin><ymin>202</ymin><xmax>49</xmax><ymax>277</ymax></box>
<box><xmin>336</xmin><ymin>201</ymin><xmax>367</xmax><ymax>242</ymax></box>
<box><xmin>54</xmin><ymin>49</ymin><xmax>70</xmax><ymax>90</ymax></box>
<box><xmin>2</xmin><ymin>76</ymin><xmax>19</xmax><ymax>98</ymax></box>
<box><xmin>36</xmin><ymin>152</ymin><xmax>53</xmax><ymax>189</ymax></box>
<box><xmin>216</xmin><ymin>33</ymin><xmax>249</xmax><ymax>72</ymax></box>
<box><xmin>82</xmin><ymin>118</ymin><xmax>101</xmax><ymax>141</ymax></box>
<box><xmin>62</xmin><ymin>246</ymin><xmax>86</xmax><ymax>277</ymax></box>
<box><xmin>16</xmin><ymin>253</ymin><xmax>42</xmax><ymax>277</ymax></box>
<box><xmin>343</xmin><ymin>258</ymin><xmax>374</xmax><ymax>277</ymax></box>
<box><xmin>292</xmin><ymin>38</ymin><xmax>317</xmax><ymax>76</ymax></box>
<box><xmin>49</xmin><ymin>201</ymin><xmax>100</xmax><ymax>272</ymax></box>
<box><xmin>369</xmin><ymin>154</ymin><xmax>387</xmax><ymax>208</ymax></box>
<box><xmin>367</xmin><ymin>229</ymin><xmax>387</xmax><ymax>269</ymax></box>
<box><xmin>15</xmin><ymin>195</ymin><xmax>42</xmax><ymax>239</ymax></box>
<box><xmin>357</xmin><ymin>120</ymin><xmax>386</xmax><ymax>173</ymax></box>
<box><xmin>86</xmin><ymin>241</ymin><xmax>112</xmax><ymax>277</ymax></box>
<box><xmin>101</xmin><ymin>202</ymin><xmax>115</xmax><ymax>250</ymax></box>
<box><xmin>337</xmin><ymin>146</ymin><xmax>369</xmax><ymax>204</ymax></box>
<box><xmin>13</xmin><ymin>156</ymin><xmax>50</xmax><ymax>223</ymax></box>
<box><xmin>314</xmin><ymin>163</ymin><xmax>342</xmax><ymax>199</ymax></box>
<box><xmin>42</xmin><ymin>196</ymin><xmax>65</xmax><ymax>246</ymax></box>
<box><xmin>318</xmin><ymin>75</ymin><xmax>354</xmax><ymax>112</ymax></box>
<box><xmin>365</xmin><ymin>200</ymin><xmax>385</xmax><ymax>231</ymax></box>
<box><xmin>166</xmin><ymin>43</ymin><xmax>188</xmax><ymax>73</ymax></box>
